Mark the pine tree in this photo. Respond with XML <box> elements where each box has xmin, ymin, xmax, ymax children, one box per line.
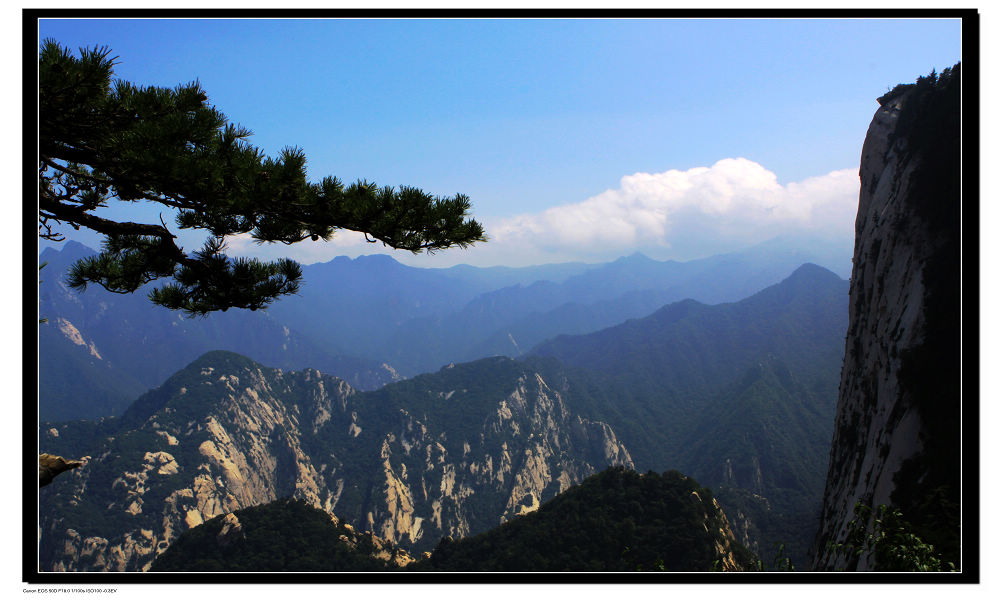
<box><xmin>38</xmin><ymin>39</ymin><xmax>486</xmax><ymax>315</ymax></box>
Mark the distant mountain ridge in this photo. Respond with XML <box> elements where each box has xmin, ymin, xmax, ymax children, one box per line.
<box><xmin>38</xmin><ymin>242</ymin><xmax>403</xmax><ymax>420</ymax></box>
<box><xmin>531</xmin><ymin>263</ymin><xmax>847</xmax><ymax>419</ymax></box>
<box><xmin>270</xmin><ymin>237</ymin><xmax>851</xmax><ymax>376</ymax></box>
<box><xmin>38</xmin><ymin>237</ymin><xmax>851</xmax><ymax>421</ymax></box>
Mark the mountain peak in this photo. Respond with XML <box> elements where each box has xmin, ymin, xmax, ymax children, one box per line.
<box><xmin>790</xmin><ymin>261</ymin><xmax>836</xmax><ymax>275</ymax></box>
<box><xmin>615</xmin><ymin>251</ymin><xmax>655</xmax><ymax>264</ymax></box>
<box><xmin>784</xmin><ymin>262</ymin><xmax>844</xmax><ymax>285</ymax></box>
<box><xmin>744</xmin><ymin>262</ymin><xmax>847</xmax><ymax>309</ymax></box>
<box><xmin>189</xmin><ymin>349</ymin><xmax>261</xmax><ymax>369</ymax></box>
<box><xmin>39</xmin><ymin>240</ymin><xmax>96</xmax><ymax>265</ymax></box>
<box><xmin>354</xmin><ymin>253</ymin><xmax>401</xmax><ymax>265</ymax></box>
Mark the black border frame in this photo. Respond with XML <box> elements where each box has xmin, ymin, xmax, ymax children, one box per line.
<box><xmin>24</xmin><ymin>6</ymin><xmax>981</xmax><ymax>585</ymax></box>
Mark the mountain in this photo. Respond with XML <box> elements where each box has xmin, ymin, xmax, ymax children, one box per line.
<box><xmin>150</xmin><ymin>469</ymin><xmax>753</xmax><ymax>572</ymax></box>
<box><xmin>262</xmin><ymin>253</ymin><xmax>488</xmax><ymax>359</ymax></box>
<box><xmin>38</xmin><ymin>351</ymin><xmax>632</xmax><ymax>571</ymax></box>
<box><xmin>38</xmin><ymin>242</ymin><xmax>402</xmax><ymax>420</ymax></box>
<box><xmin>38</xmin><ymin>237</ymin><xmax>851</xmax><ymax>419</ymax></box>
<box><xmin>437</xmin><ymin>260</ymin><xmax>595</xmax><ymax>289</ymax></box>
<box><xmin>412</xmin><ymin>466</ymin><xmax>755</xmax><ymax>572</ymax></box>
<box><xmin>371</xmin><ymin>241</ymin><xmax>852</xmax><ymax>376</ymax></box>
<box><xmin>38</xmin><ymin>317</ymin><xmax>148</xmax><ymax>420</ymax></box>
<box><xmin>37</xmin><ymin>262</ymin><xmax>850</xmax><ymax>571</ymax></box>
<box><xmin>529</xmin><ymin>263</ymin><xmax>849</xmax><ymax>566</ymax></box>
<box><xmin>811</xmin><ymin>66</ymin><xmax>962</xmax><ymax>571</ymax></box>
<box><xmin>677</xmin><ymin>356</ymin><xmax>836</xmax><ymax>563</ymax></box>
<box><xmin>261</xmin><ymin>253</ymin><xmax>597</xmax><ymax>363</ymax></box>
<box><xmin>150</xmin><ymin>498</ymin><xmax>409</xmax><ymax>571</ymax></box>
<box><xmin>531</xmin><ymin>263</ymin><xmax>847</xmax><ymax>460</ymax></box>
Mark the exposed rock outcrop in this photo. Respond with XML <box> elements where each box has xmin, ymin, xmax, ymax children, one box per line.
<box><xmin>38</xmin><ymin>352</ymin><xmax>632</xmax><ymax>572</ymax></box>
<box><xmin>368</xmin><ymin>370</ymin><xmax>635</xmax><ymax>546</ymax></box>
<box><xmin>811</xmin><ymin>66</ymin><xmax>961</xmax><ymax>570</ymax></box>
<box><xmin>54</xmin><ymin>318</ymin><xmax>101</xmax><ymax>359</ymax></box>
<box><xmin>39</xmin><ymin>453</ymin><xmax>84</xmax><ymax>487</ymax></box>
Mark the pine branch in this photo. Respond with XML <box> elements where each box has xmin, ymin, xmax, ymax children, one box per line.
<box><xmin>37</xmin><ymin>39</ymin><xmax>486</xmax><ymax>313</ymax></box>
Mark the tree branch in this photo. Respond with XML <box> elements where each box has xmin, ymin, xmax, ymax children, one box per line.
<box><xmin>38</xmin><ymin>193</ymin><xmax>196</xmax><ymax>267</ymax></box>
<box><xmin>39</xmin><ymin>155</ymin><xmax>114</xmax><ymax>187</ymax></box>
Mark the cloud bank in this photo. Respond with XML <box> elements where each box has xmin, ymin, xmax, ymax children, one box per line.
<box><xmin>487</xmin><ymin>158</ymin><xmax>858</xmax><ymax>261</ymax></box>
<box><xmin>229</xmin><ymin>158</ymin><xmax>860</xmax><ymax>267</ymax></box>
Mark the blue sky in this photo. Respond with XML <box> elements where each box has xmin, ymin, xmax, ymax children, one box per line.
<box><xmin>36</xmin><ymin>16</ymin><xmax>963</xmax><ymax>267</ymax></box>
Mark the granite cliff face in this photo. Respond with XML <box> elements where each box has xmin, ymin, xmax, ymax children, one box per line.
<box><xmin>811</xmin><ymin>66</ymin><xmax>961</xmax><ymax>570</ymax></box>
<box><xmin>38</xmin><ymin>352</ymin><xmax>632</xmax><ymax>572</ymax></box>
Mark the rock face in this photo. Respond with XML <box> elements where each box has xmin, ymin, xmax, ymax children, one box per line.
<box><xmin>699</xmin><ymin>493</ymin><xmax>747</xmax><ymax>572</ymax></box>
<box><xmin>810</xmin><ymin>66</ymin><xmax>961</xmax><ymax>570</ymax></box>
<box><xmin>39</xmin><ymin>454</ymin><xmax>84</xmax><ymax>487</ymax></box>
<box><xmin>38</xmin><ymin>351</ymin><xmax>632</xmax><ymax>572</ymax></box>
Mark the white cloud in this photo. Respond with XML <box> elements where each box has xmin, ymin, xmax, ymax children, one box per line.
<box><xmin>226</xmin><ymin>158</ymin><xmax>859</xmax><ymax>268</ymax></box>
<box><xmin>484</xmin><ymin>158</ymin><xmax>858</xmax><ymax>263</ymax></box>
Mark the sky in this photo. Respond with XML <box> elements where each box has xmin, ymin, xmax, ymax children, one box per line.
<box><xmin>35</xmin><ymin>16</ymin><xmax>963</xmax><ymax>268</ymax></box>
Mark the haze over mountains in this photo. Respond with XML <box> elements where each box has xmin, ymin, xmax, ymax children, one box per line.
<box><xmin>38</xmin><ymin>235</ymin><xmax>848</xmax><ymax>421</ymax></box>
<box><xmin>38</xmin><ymin>254</ymin><xmax>848</xmax><ymax>570</ymax></box>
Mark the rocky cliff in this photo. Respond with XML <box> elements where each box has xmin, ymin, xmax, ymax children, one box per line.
<box><xmin>38</xmin><ymin>351</ymin><xmax>632</xmax><ymax>572</ymax></box>
<box><xmin>810</xmin><ymin>65</ymin><xmax>961</xmax><ymax>570</ymax></box>
<box><xmin>39</xmin><ymin>453</ymin><xmax>84</xmax><ymax>487</ymax></box>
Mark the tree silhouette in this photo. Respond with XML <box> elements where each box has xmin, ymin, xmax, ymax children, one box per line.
<box><xmin>38</xmin><ymin>39</ymin><xmax>486</xmax><ymax>315</ymax></box>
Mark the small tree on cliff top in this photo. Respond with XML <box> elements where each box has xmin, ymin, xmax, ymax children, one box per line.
<box><xmin>38</xmin><ymin>39</ymin><xmax>486</xmax><ymax>315</ymax></box>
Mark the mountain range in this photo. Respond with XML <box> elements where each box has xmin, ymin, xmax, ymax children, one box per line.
<box><xmin>38</xmin><ymin>350</ymin><xmax>633</xmax><ymax>571</ymax></box>
<box><xmin>38</xmin><ymin>261</ymin><xmax>847</xmax><ymax>571</ymax></box>
<box><xmin>38</xmin><ymin>236</ymin><xmax>848</xmax><ymax>421</ymax></box>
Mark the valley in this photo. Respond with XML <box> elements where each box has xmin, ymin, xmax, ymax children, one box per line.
<box><xmin>38</xmin><ymin>243</ymin><xmax>849</xmax><ymax>571</ymax></box>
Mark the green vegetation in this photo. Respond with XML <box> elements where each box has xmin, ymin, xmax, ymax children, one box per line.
<box><xmin>678</xmin><ymin>357</ymin><xmax>834</xmax><ymax>566</ymax></box>
<box><xmin>147</xmin><ymin>470</ymin><xmax>756</xmax><ymax>572</ymax></box>
<box><xmin>529</xmin><ymin>264</ymin><xmax>848</xmax><ymax>567</ymax></box>
<box><xmin>411</xmin><ymin>466</ymin><xmax>756</xmax><ymax>572</ymax></box>
<box><xmin>38</xmin><ymin>418</ymin><xmax>117</xmax><ymax>459</ymax></box>
<box><xmin>150</xmin><ymin>498</ymin><xmax>391</xmax><ymax>571</ymax></box>
<box><xmin>827</xmin><ymin>503</ymin><xmax>955</xmax><ymax>571</ymax></box>
<box><xmin>752</xmin><ymin>543</ymin><xmax>795</xmax><ymax>572</ymax></box>
<box><xmin>39</xmin><ymin>40</ymin><xmax>485</xmax><ymax>315</ymax></box>
<box><xmin>531</xmin><ymin>264</ymin><xmax>845</xmax><ymax>468</ymax></box>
